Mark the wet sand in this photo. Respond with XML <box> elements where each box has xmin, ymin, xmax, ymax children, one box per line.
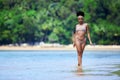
<box><xmin>0</xmin><ymin>45</ymin><xmax>120</xmax><ymax>50</ymax></box>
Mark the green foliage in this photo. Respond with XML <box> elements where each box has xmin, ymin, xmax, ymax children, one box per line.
<box><xmin>0</xmin><ymin>0</ymin><xmax>120</xmax><ymax>45</ymax></box>
<box><xmin>48</xmin><ymin>32</ymin><xmax>58</xmax><ymax>42</ymax></box>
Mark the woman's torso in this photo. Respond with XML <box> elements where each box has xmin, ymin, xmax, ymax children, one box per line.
<box><xmin>75</xmin><ymin>23</ymin><xmax>87</xmax><ymax>40</ymax></box>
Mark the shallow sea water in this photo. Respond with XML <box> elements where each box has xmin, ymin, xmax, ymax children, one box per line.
<box><xmin>0</xmin><ymin>50</ymin><xmax>120</xmax><ymax>80</ymax></box>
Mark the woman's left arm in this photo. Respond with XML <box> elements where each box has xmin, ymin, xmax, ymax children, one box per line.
<box><xmin>86</xmin><ymin>24</ymin><xmax>93</xmax><ymax>45</ymax></box>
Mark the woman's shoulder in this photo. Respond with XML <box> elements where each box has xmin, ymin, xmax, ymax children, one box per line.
<box><xmin>76</xmin><ymin>24</ymin><xmax>79</xmax><ymax>26</ymax></box>
<box><xmin>76</xmin><ymin>23</ymin><xmax>89</xmax><ymax>26</ymax></box>
<box><xmin>75</xmin><ymin>24</ymin><xmax>79</xmax><ymax>28</ymax></box>
<box><xmin>84</xmin><ymin>23</ymin><xmax>89</xmax><ymax>26</ymax></box>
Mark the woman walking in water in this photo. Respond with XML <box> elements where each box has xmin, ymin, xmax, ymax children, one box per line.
<box><xmin>73</xmin><ymin>11</ymin><xmax>92</xmax><ymax>66</ymax></box>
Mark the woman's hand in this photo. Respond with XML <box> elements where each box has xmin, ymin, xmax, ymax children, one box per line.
<box><xmin>73</xmin><ymin>43</ymin><xmax>76</xmax><ymax>47</ymax></box>
<box><xmin>90</xmin><ymin>41</ymin><xmax>93</xmax><ymax>45</ymax></box>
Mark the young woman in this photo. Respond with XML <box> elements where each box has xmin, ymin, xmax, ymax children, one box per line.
<box><xmin>73</xmin><ymin>11</ymin><xmax>92</xmax><ymax>66</ymax></box>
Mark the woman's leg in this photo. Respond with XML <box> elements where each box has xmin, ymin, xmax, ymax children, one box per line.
<box><xmin>75</xmin><ymin>39</ymin><xmax>83</xmax><ymax>66</ymax></box>
<box><xmin>81</xmin><ymin>39</ymin><xmax>86</xmax><ymax>53</ymax></box>
<box><xmin>79</xmin><ymin>39</ymin><xmax>86</xmax><ymax>65</ymax></box>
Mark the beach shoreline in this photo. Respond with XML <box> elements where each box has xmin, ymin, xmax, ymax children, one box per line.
<box><xmin>0</xmin><ymin>45</ymin><xmax>120</xmax><ymax>51</ymax></box>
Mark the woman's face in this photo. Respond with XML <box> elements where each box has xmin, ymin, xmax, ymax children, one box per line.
<box><xmin>78</xmin><ymin>16</ymin><xmax>84</xmax><ymax>24</ymax></box>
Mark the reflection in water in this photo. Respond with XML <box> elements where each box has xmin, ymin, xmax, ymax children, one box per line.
<box><xmin>75</xmin><ymin>66</ymin><xmax>84</xmax><ymax>76</ymax></box>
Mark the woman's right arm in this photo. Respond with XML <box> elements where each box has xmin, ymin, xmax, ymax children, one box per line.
<box><xmin>72</xmin><ymin>33</ymin><xmax>76</xmax><ymax>47</ymax></box>
<box><xmin>72</xmin><ymin>26</ymin><xmax>76</xmax><ymax>47</ymax></box>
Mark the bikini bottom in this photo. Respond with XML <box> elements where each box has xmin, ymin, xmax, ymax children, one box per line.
<box><xmin>76</xmin><ymin>37</ymin><xmax>86</xmax><ymax>44</ymax></box>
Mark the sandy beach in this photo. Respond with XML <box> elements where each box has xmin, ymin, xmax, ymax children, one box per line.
<box><xmin>0</xmin><ymin>45</ymin><xmax>120</xmax><ymax>50</ymax></box>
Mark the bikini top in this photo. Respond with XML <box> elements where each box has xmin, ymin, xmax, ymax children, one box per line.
<box><xmin>76</xmin><ymin>23</ymin><xmax>87</xmax><ymax>32</ymax></box>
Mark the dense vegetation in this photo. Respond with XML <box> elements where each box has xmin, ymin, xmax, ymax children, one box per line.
<box><xmin>0</xmin><ymin>0</ymin><xmax>120</xmax><ymax>45</ymax></box>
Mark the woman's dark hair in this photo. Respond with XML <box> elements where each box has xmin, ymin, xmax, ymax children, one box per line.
<box><xmin>76</xmin><ymin>11</ymin><xmax>84</xmax><ymax>17</ymax></box>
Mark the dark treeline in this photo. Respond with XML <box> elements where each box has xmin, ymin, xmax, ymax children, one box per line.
<box><xmin>0</xmin><ymin>0</ymin><xmax>120</xmax><ymax>45</ymax></box>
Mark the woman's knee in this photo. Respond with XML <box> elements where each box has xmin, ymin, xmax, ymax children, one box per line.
<box><xmin>77</xmin><ymin>50</ymin><xmax>83</xmax><ymax>54</ymax></box>
<box><xmin>78</xmin><ymin>53</ymin><xmax>82</xmax><ymax>57</ymax></box>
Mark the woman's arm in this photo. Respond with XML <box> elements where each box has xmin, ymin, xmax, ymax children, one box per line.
<box><xmin>86</xmin><ymin>24</ymin><xmax>93</xmax><ymax>45</ymax></box>
<box><xmin>72</xmin><ymin>33</ymin><xmax>76</xmax><ymax>47</ymax></box>
<box><xmin>72</xmin><ymin>26</ymin><xmax>76</xmax><ymax>47</ymax></box>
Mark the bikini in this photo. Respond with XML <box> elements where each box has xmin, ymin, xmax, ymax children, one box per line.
<box><xmin>76</xmin><ymin>24</ymin><xmax>87</xmax><ymax>32</ymax></box>
<box><xmin>75</xmin><ymin>24</ymin><xmax>87</xmax><ymax>44</ymax></box>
